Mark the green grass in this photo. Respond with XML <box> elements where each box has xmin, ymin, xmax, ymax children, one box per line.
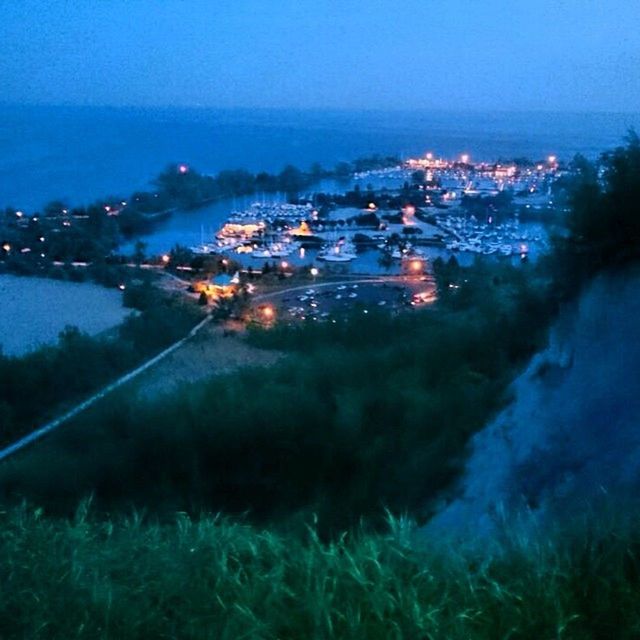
<box><xmin>1</xmin><ymin>502</ymin><xmax>639</xmax><ymax>639</ymax></box>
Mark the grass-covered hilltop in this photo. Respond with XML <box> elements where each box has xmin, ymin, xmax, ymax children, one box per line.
<box><xmin>1</xmin><ymin>134</ymin><xmax>640</xmax><ymax>638</ymax></box>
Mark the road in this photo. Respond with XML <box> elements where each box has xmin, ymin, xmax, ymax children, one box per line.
<box><xmin>0</xmin><ymin>274</ymin><xmax>432</xmax><ymax>462</ymax></box>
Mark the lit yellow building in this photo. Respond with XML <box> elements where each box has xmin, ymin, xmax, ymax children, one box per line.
<box><xmin>195</xmin><ymin>272</ymin><xmax>240</xmax><ymax>299</ymax></box>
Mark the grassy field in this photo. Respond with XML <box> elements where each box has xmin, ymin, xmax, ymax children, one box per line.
<box><xmin>130</xmin><ymin>322</ymin><xmax>282</xmax><ymax>399</ymax></box>
<box><xmin>0</xmin><ymin>503</ymin><xmax>638</xmax><ymax>639</ymax></box>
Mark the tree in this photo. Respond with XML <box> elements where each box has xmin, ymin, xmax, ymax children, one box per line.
<box><xmin>278</xmin><ymin>165</ymin><xmax>305</xmax><ymax>196</ymax></box>
<box><xmin>309</xmin><ymin>162</ymin><xmax>325</xmax><ymax>179</ymax></box>
<box><xmin>334</xmin><ymin>162</ymin><xmax>352</xmax><ymax>178</ymax></box>
<box><xmin>554</xmin><ymin>131</ymin><xmax>640</xmax><ymax>293</ymax></box>
<box><xmin>133</xmin><ymin>240</ymin><xmax>147</xmax><ymax>267</ymax></box>
<box><xmin>411</xmin><ymin>170</ymin><xmax>426</xmax><ymax>184</ymax></box>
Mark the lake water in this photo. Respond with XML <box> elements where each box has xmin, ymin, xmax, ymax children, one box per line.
<box><xmin>1</xmin><ymin>105</ymin><xmax>638</xmax><ymax>212</ymax></box>
<box><xmin>1</xmin><ymin>105</ymin><xmax>636</xmax><ymax>270</ymax></box>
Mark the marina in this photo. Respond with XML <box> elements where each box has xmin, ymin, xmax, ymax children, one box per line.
<box><xmin>179</xmin><ymin>155</ymin><xmax>557</xmax><ymax>276</ymax></box>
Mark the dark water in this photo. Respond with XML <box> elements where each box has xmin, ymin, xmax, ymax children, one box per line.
<box><xmin>1</xmin><ymin>105</ymin><xmax>638</xmax><ymax>211</ymax></box>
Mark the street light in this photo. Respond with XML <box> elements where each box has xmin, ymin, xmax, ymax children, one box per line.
<box><xmin>310</xmin><ymin>267</ymin><xmax>319</xmax><ymax>277</ymax></box>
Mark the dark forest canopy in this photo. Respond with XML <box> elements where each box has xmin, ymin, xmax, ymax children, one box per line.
<box><xmin>552</xmin><ymin>130</ymin><xmax>640</xmax><ymax>293</ymax></box>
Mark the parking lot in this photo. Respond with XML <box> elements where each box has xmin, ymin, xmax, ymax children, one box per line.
<box><xmin>255</xmin><ymin>278</ymin><xmax>436</xmax><ymax>323</ymax></box>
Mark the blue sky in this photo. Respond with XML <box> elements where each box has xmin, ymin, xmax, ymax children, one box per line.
<box><xmin>1</xmin><ymin>0</ymin><xmax>639</xmax><ymax>112</ymax></box>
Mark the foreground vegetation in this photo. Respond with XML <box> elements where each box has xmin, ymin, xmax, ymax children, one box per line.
<box><xmin>0</xmin><ymin>288</ymin><xmax>202</xmax><ymax>444</ymax></box>
<box><xmin>1</xmin><ymin>503</ymin><xmax>639</xmax><ymax>639</ymax></box>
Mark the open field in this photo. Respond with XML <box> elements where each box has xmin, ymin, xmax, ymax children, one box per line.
<box><xmin>0</xmin><ymin>275</ymin><xmax>129</xmax><ymax>356</ymax></box>
<box><xmin>131</xmin><ymin>322</ymin><xmax>282</xmax><ymax>398</ymax></box>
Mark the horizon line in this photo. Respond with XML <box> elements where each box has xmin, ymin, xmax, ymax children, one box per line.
<box><xmin>1</xmin><ymin>100</ymin><xmax>639</xmax><ymax>118</ymax></box>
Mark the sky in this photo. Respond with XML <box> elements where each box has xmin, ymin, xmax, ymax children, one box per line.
<box><xmin>1</xmin><ymin>0</ymin><xmax>639</xmax><ymax>112</ymax></box>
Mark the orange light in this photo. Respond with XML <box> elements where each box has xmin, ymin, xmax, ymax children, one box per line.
<box><xmin>2</xmin><ymin>243</ymin><xmax>10</xmax><ymax>252</ymax></box>
<box><xmin>262</xmin><ymin>306</ymin><xmax>274</xmax><ymax>319</ymax></box>
<box><xmin>368</xmin><ymin>202</ymin><xmax>377</xmax><ymax>210</ymax></box>
<box><xmin>410</xmin><ymin>259</ymin><xmax>422</xmax><ymax>272</ymax></box>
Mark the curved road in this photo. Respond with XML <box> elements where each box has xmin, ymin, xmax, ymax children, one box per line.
<box><xmin>0</xmin><ymin>275</ymin><xmax>432</xmax><ymax>462</ymax></box>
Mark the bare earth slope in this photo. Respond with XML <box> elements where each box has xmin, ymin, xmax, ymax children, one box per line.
<box><xmin>428</xmin><ymin>269</ymin><xmax>640</xmax><ymax>534</ymax></box>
